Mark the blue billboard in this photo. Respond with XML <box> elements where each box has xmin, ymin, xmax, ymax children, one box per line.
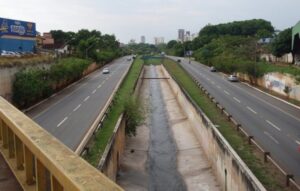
<box><xmin>0</xmin><ymin>17</ymin><xmax>36</xmax><ymax>37</ymax></box>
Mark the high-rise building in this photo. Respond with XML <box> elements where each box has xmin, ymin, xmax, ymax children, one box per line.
<box><xmin>185</xmin><ymin>31</ymin><xmax>191</xmax><ymax>41</ymax></box>
<box><xmin>141</xmin><ymin>36</ymin><xmax>146</xmax><ymax>43</ymax></box>
<box><xmin>178</xmin><ymin>29</ymin><xmax>185</xmax><ymax>42</ymax></box>
<box><xmin>154</xmin><ymin>37</ymin><xmax>164</xmax><ymax>45</ymax></box>
<box><xmin>129</xmin><ymin>39</ymin><xmax>136</xmax><ymax>44</ymax></box>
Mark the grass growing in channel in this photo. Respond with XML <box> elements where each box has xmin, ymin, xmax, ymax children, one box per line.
<box><xmin>162</xmin><ymin>58</ymin><xmax>290</xmax><ymax>191</ymax></box>
<box><xmin>83</xmin><ymin>57</ymin><xmax>143</xmax><ymax>166</ymax></box>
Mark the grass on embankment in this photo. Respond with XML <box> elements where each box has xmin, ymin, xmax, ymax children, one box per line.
<box><xmin>163</xmin><ymin>58</ymin><xmax>291</xmax><ymax>191</ymax></box>
<box><xmin>83</xmin><ymin>57</ymin><xmax>143</xmax><ymax>167</ymax></box>
<box><xmin>0</xmin><ymin>54</ymin><xmax>54</xmax><ymax>66</ymax></box>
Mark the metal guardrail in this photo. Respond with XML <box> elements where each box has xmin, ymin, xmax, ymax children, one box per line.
<box><xmin>167</xmin><ymin>58</ymin><xmax>300</xmax><ymax>190</ymax></box>
<box><xmin>0</xmin><ymin>97</ymin><xmax>122</xmax><ymax>191</ymax></box>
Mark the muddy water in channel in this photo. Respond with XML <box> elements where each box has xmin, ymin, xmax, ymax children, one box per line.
<box><xmin>117</xmin><ymin>65</ymin><xmax>186</xmax><ymax>191</ymax></box>
<box><xmin>147</xmin><ymin>66</ymin><xmax>186</xmax><ymax>191</ymax></box>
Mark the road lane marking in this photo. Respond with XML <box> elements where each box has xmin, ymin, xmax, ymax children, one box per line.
<box><xmin>233</xmin><ymin>97</ymin><xmax>241</xmax><ymax>103</ymax></box>
<box><xmin>296</xmin><ymin>140</ymin><xmax>300</xmax><ymax>145</ymax></box>
<box><xmin>84</xmin><ymin>96</ymin><xmax>90</xmax><ymax>102</ymax></box>
<box><xmin>217</xmin><ymin>85</ymin><xmax>221</xmax><ymax>89</ymax></box>
<box><xmin>264</xmin><ymin>131</ymin><xmax>279</xmax><ymax>144</ymax></box>
<box><xmin>266</xmin><ymin>120</ymin><xmax>281</xmax><ymax>131</ymax></box>
<box><xmin>92</xmin><ymin>89</ymin><xmax>97</xmax><ymax>94</ymax></box>
<box><xmin>57</xmin><ymin>117</ymin><xmax>68</xmax><ymax>127</ymax></box>
<box><xmin>227</xmin><ymin>81</ymin><xmax>300</xmax><ymax>123</ymax></box>
<box><xmin>211</xmin><ymin>81</ymin><xmax>215</xmax><ymax>84</ymax></box>
<box><xmin>247</xmin><ymin>106</ymin><xmax>257</xmax><ymax>114</ymax></box>
<box><xmin>73</xmin><ymin>104</ymin><xmax>81</xmax><ymax>112</ymax></box>
<box><xmin>224</xmin><ymin>90</ymin><xmax>230</xmax><ymax>95</ymax></box>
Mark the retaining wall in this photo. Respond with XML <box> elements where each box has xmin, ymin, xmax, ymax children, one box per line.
<box><xmin>238</xmin><ymin>72</ymin><xmax>300</xmax><ymax>101</ymax></box>
<box><xmin>159</xmin><ymin>65</ymin><xmax>266</xmax><ymax>191</ymax></box>
<box><xmin>98</xmin><ymin>65</ymin><xmax>145</xmax><ymax>181</ymax></box>
<box><xmin>0</xmin><ymin>63</ymin><xmax>52</xmax><ymax>101</ymax></box>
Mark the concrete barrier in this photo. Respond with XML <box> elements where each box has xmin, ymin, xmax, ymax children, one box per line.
<box><xmin>159</xmin><ymin>65</ymin><xmax>266</xmax><ymax>191</ymax></box>
<box><xmin>0</xmin><ymin>97</ymin><xmax>122</xmax><ymax>191</ymax></box>
<box><xmin>0</xmin><ymin>63</ymin><xmax>52</xmax><ymax>101</ymax></box>
<box><xmin>97</xmin><ymin>65</ymin><xmax>145</xmax><ymax>181</ymax></box>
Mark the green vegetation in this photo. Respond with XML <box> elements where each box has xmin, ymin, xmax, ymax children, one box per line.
<box><xmin>162</xmin><ymin>19</ymin><xmax>298</xmax><ymax>84</ymax></box>
<box><xmin>13</xmin><ymin>58</ymin><xmax>90</xmax><ymax>107</ymax></box>
<box><xmin>271</xmin><ymin>28</ymin><xmax>293</xmax><ymax>57</ymax></box>
<box><xmin>124</xmin><ymin>97</ymin><xmax>144</xmax><ymax>136</ymax></box>
<box><xmin>163</xmin><ymin>58</ymin><xmax>289</xmax><ymax>191</ymax></box>
<box><xmin>50</xmin><ymin>29</ymin><xmax>122</xmax><ymax>61</ymax></box>
<box><xmin>83</xmin><ymin>57</ymin><xmax>143</xmax><ymax>166</ymax></box>
<box><xmin>0</xmin><ymin>54</ymin><xmax>54</xmax><ymax>67</ymax></box>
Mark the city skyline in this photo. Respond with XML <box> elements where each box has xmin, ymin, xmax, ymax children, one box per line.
<box><xmin>1</xmin><ymin>0</ymin><xmax>299</xmax><ymax>43</ymax></box>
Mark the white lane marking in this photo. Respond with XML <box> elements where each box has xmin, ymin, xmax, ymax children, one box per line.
<box><xmin>206</xmin><ymin>78</ymin><xmax>210</xmax><ymax>81</ymax></box>
<box><xmin>296</xmin><ymin>140</ymin><xmax>300</xmax><ymax>145</ymax></box>
<box><xmin>266</xmin><ymin>120</ymin><xmax>281</xmax><ymax>131</ymax></box>
<box><xmin>233</xmin><ymin>97</ymin><xmax>241</xmax><ymax>103</ymax></box>
<box><xmin>57</xmin><ymin>117</ymin><xmax>68</xmax><ymax>127</ymax></box>
<box><xmin>264</xmin><ymin>131</ymin><xmax>279</xmax><ymax>144</ymax></box>
<box><xmin>97</xmin><ymin>84</ymin><xmax>102</xmax><ymax>88</ymax></box>
<box><xmin>211</xmin><ymin>81</ymin><xmax>215</xmax><ymax>84</ymax></box>
<box><xmin>73</xmin><ymin>104</ymin><xmax>81</xmax><ymax>112</ymax></box>
<box><xmin>228</xmin><ymin>81</ymin><xmax>300</xmax><ymax>123</ymax></box>
<box><xmin>84</xmin><ymin>96</ymin><xmax>90</xmax><ymax>102</ymax></box>
<box><xmin>92</xmin><ymin>89</ymin><xmax>97</xmax><ymax>94</ymax></box>
<box><xmin>224</xmin><ymin>90</ymin><xmax>230</xmax><ymax>95</ymax></box>
<box><xmin>247</xmin><ymin>106</ymin><xmax>257</xmax><ymax>114</ymax></box>
<box><xmin>217</xmin><ymin>85</ymin><xmax>221</xmax><ymax>89</ymax></box>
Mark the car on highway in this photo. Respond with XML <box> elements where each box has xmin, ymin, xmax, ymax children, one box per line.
<box><xmin>228</xmin><ymin>74</ymin><xmax>238</xmax><ymax>82</ymax></box>
<box><xmin>177</xmin><ymin>59</ymin><xmax>181</xmax><ymax>63</ymax></box>
<box><xmin>127</xmin><ymin>58</ymin><xmax>131</xmax><ymax>61</ymax></box>
<box><xmin>102</xmin><ymin>68</ymin><xmax>110</xmax><ymax>74</ymax></box>
<box><xmin>210</xmin><ymin>66</ymin><xmax>217</xmax><ymax>72</ymax></box>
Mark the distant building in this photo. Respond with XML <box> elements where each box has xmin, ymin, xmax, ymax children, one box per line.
<box><xmin>129</xmin><ymin>39</ymin><xmax>136</xmax><ymax>44</ymax></box>
<box><xmin>178</xmin><ymin>29</ymin><xmax>185</xmax><ymax>42</ymax></box>
<box><xmin>292</xmin><ymin>21</ymin><xmax>300</xmax><ymax>65</ymax></box>
<box><xmin>42</xmin><ymin>32</ymin><xmax>54</xmax><ymax>49</ymax></box>
<box><xmin>0</xmin><ymin>17</ymin><xmax>36</xmax><ymax>52</ymax></box>
<box><xmin>141</xmin><ymin>36</ymin><xmax>146</xmax><ymax>43</ymax></box>
<box><xmin>185</xmin><ymin>31</ymin><xmax>190</xmax><ymax>41</ymax></box>
<box><xmin>154</xmin><ymin>37</ymin><xmax>164</xmax><ymax>45</ymax></box>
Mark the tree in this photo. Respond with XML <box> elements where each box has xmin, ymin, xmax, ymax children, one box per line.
<box><xmin>271</xmin><ymin>28</ymin><xmax>292</xmax><ymax>57</ymax></box>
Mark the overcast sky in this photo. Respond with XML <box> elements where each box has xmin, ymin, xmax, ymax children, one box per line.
<box><xmin>1</xmin><ymin>0</ymin><xmax>299</xmax><ymax>44</ymax></box>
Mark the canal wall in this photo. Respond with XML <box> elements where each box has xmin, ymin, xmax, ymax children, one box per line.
<box><xmin>159</xmin><ymin>65</ymin><xmax>266</xmax><ymax>191</ymax></box>
<box><xmin>98</xmin><ymin>65</ymin><xmax>145</xmax><ymax>181</ymax></box>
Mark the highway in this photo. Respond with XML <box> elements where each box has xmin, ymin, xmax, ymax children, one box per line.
<box><xmin>168</xmin><ymin>56</ymin><xmax>300</xmax><ymax>183</ymax></box>
<box><xmin>26</xmin><ymin>56</ymin><xmax>132</xmax><ymax>151</ymax></box>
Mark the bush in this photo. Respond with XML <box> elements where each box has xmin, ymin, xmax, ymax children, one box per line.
<box><xmin>13</xmin><ymin>69</ymin><xmax>52</xmax><ymax>107</ymax></box>
<box><xmin>13</xmin><ymin>58</ymin><xmax>90</xmax><ymax>108</ymax></box>
<box><xmin>123</xmin><ymin>97</ymin><xmax>144</xmax><ymax>136</ymax></box>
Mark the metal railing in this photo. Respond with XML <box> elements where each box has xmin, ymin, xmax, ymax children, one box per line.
<box><xmin>168</xmin><ymin>57</ymin><xmax>300</xmax><ymax>190</ymax></box>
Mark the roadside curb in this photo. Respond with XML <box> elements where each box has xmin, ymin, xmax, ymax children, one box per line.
<box><xmin>241</xmin><ymin>82</ymin><xmax>300</xmax><ymax>110</ymax></box>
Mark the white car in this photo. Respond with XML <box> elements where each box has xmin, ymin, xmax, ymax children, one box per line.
<box><xmin>102</xmin><ymin>68</ymin><xmax>110</xmax><ymax>74</ymax></box>
<box><xmin>228</xmin><ymin>75</ymin><xmax>238</xmax><ymax>82</ymax></box>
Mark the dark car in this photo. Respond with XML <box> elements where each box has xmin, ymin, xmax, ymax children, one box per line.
<box><xmin>210</xmin><ymin>66</ymin><xmax>217</xmax><ymax>72</ymax></box>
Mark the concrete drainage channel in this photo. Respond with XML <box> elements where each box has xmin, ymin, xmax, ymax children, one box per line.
<box><xmin>100</xmin><ymin>64</ymin><xmax>267</xmax><ymax>191</ymax></box>
<box><xmin>116</xmin><ymin>65</ymin><xmax>220</xmax><ymax>190</ymax></box>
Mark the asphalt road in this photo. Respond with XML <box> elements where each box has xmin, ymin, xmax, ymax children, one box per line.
<box><xmin>168</xmin><ymin>56</ymin><xmax>300</xmax><ymax>184</ymax></box>
<box><xmin>26</xmin><ymin>56</ymin><xmax>132</xmax><ymax>151</ymax></box>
